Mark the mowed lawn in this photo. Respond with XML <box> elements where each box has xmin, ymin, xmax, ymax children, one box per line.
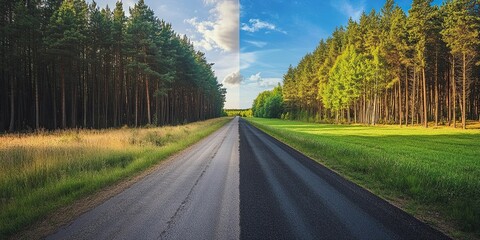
<box><xmin>246</xmin><ymin>118</ymin><xmax>480</xmax><ymax>238</ymax></box>
<box><xmin>0</xmin><ymin>117</ymin><xmax>231</xmax><ymax>238</ymax></box>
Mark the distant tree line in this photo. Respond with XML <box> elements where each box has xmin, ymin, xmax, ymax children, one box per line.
<box><xmin>0</xmin><ymin>0</ymin><xmax>226</xmax><ymax>132</ymax></box>
<box><xmin>252</xmin><ymin>85</ymin><xmax>283</xmax><ymax>119</ymax></box>
<box><xmin>224</xmin><ymin>109</ymin><xmax>253</xmax><ymax>117</ymax></box>
<box><xmin>256</xmin><ymin>0</ymin><xmax>480</xmax><ymax>129</ymax></box>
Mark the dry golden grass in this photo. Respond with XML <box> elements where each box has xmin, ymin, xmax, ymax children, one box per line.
<box><xmin>0</xmin><ymin>117</ymin><xmax>231</xmax><ymax>238</ymax></box>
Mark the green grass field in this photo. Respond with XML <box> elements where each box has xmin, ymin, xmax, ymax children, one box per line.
<box><xmin>0</xmin><ymin>117</ymin><xmax>231</xmax><ymax>238</ymax></box>
<box><xmin>246</xmin><ymin>118</ymin><xmax>480</xmax><ymax>238</ymax></box>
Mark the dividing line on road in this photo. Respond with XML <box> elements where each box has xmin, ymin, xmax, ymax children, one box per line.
<box><xmin>47</xmin><ymin>117</ymin><xmax>450</xmax><ymax>240</ymax></box>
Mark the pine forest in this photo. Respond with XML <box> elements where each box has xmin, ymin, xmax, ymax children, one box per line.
<box><xmin>0</xmin><ymin>0</ymin><xmax>226</xmax><ymax>132</ymax></box>
<box><xmin>254</xmin><ymin>0</ymin><xmax>480</xmax><ymax>129</ymax></box>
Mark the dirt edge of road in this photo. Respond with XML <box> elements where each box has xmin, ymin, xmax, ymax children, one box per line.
<box><xmin>11</xmin><ymin>139</ymin><xmax>211</xmax><ymax>240</ymax></box>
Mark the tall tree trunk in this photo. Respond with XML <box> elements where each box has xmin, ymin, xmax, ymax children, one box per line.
<box><xmin>83</xmin><ymin>66</ymin><xmax>87</xmax><ymax>127</ymax></box>
<box><xmin>405</xmin><ymin>67</ymin><xmax>409</xmax><ymax>126</ymax></box>
<box><xmin>135</xmin><ymin>78</ymin><xmax>138</xmax><ymax>127</ymax></box>
<box><xmin>411</xmin><ymin>67</ymin><xmax>416</xmax><ymax>126</ymax></box>
<box><xmin>354</xmin><ymin>102</ymin><xmax>357</xmax><ymax>124</ymax></box>
<box><xmin>52</xmin><ymin>65</ymin><xmax>57</xmax><ymax>129</ymax></box>
<box><xmin>447</xmin><ymin>70</ymin><xmax>451</xmax><ymax>126</ymax></box>
<box><xmin>9</xmin><ymin>76</ymin><xmax>15</xmax><ymax>132</ymax></box>
<box><xmin>35</xmin><ymin>69</ymin><xmax>39</xmax><ymax>129</ymax></box>
<box><xmin>422</xmin><ymin>67</ymin><xmax>428</xmax><ymax>128</ymax></box>
<box><xmin>462</xmin><ymin>53</ymin><xmax>466</xmax><ymax>129</ymax></box>
<box><xmin>347</xmin><ymin>107</ymin><xmax>351</xmax><ymax>124</ymax></box>
<box><xmin>434</xmin><ymin>52</ymin><xmax>439</xmax><ymax>127</ymax></box>
<box><xmin>60</xmin><ymin>61</ymin><xmax>66</xmax><ymax>129</ymax></box>
<box><xmin>399</xmin><ymin>73</ymin><xmax>403</xmax><ymax>126</ymax></box>
<box><xmin>452</xmin><ymin>57</ymin><xmax>456</xmax><ymax>128</ymax></box>
<box><xmin>362</xmin><ymin>92</ymin><xmax>366</xmax><ymax>124</ymax></box>
<box><xmin>372</xmin><ymin>77</ymin><xmax>378</xmax><ymax>125</ymax></box>
<box><xmin>145</xmin><ymin>76</ymin><xmax>151</xmax><ymax>125</ymax></box>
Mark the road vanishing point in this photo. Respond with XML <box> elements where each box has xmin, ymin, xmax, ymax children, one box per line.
<box><xmin>48</xmin><ymin>117</ymin><xmax>450</xmax><ymax>240</ymax></box>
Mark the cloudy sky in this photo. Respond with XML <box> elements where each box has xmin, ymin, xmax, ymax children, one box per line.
<box><xmin>91</xmin><ymin>0</ymin><xmax>442</xmax><ymax>109</ymax></box>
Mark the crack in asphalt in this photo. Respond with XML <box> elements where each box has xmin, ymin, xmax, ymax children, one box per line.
<box><xmin>158</xmin><ymin>123</ymin><xmax>233</xmax><ymax>239</ymax></box>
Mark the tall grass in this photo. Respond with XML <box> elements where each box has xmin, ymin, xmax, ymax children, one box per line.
<box><xmin>0</xmin><ymin>118</ymin><xmax>231</xmax><ymax>238</ymax></box>
<box><xmin>246</xmin><ymin>118</ymin><xmax>480</xmax><ymax>238</ymax></box>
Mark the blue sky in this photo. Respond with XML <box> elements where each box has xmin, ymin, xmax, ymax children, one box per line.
<box><xmin>91</xmin><ymin>0</ymin><xmax>442</xmax><ymax>109</ymax></box>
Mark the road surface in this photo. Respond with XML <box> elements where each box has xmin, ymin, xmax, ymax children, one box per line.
<box><xmin>48</xmin><ymin>117</ymin><xmax>449</xmax><ymax>240</ymax></box>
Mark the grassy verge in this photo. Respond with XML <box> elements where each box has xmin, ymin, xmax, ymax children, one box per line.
<box><xmin>246</xmin><ymin>117</ymin><xmax>480</xmax><ymax>239</ymax></box>
<box><xmin>0</xmin><ymin>117</ymin><xmax>231</xmax><ymax>238</ymax></box>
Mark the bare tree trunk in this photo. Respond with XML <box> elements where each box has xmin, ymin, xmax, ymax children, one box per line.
<box><xmin>399</xmin><ymin>73</ymin><xmax>403</xmax><ymax>126</ymax></box>
<box><xmin>53</xmin><ymin>65</ymin><xmax>57</xmax><ymax>129</ymax></box>
<box><xmin>411</xmin><ymin>67</ymin><xmax>416</xmax><ymax>126</ymax></box>
<box><xmin>347</xmin><ymin>107</ymin><xmax>351</xmax><ymax>124</ymax></box>
<box><xmin>405</xmin><ymin>67</ymin><xmax>409</xmax><ymax>126</ymax></box>
<box><xmin>447</xmin><ymin>70</ymin><xmax>451</xmax><ymax>125</ymax></box>
<box><xmin>83</xmin><ymin>67</ymin><xmax>87</xmax><ymax>127</ymax></box>
<box><xmin>462</xmin><ymin>53</ymin><xmax>466</xmax><ymax>129</ymax></box>
<box><xmin>372</xmin><ymin>77</ymin><xmax>378</xmax><ymax>125</ymax></box>
<box><xmin>354</xmin><ymin>102</ymin><xmax>357</xmax><ymax>124</ymax></box>
<box><xmin>9</xmin><ymin>76</ymin><xmax>15</xmax><ymax>132</ymax></box>
<box><xmin>61</xmin><ymin>62</ymin><xmax>66</xmax><ymax>129</ymax></box>
<box><xmin>35</xmin><ymin>70</ymin><xmax>39</xmax><ymax>129</ymax></box>
<box><xmin>422</xmin><ymin>67</ymin><xmax>428</xmax><ymax>128</ymax></box>
<box><xmin>363</xmin><ymin>93</ymin><xmax>366</xmax><ymax>124</ymax></box>
<box><xmin>434</xmin><ymin>52</ymin><xmax>439</xmax><ymax>127</ymax></box>
<box><xmin>145</xmin><ymin>76</ymin><xmax>151</xmax><ymax>125</ymax></box>
<box><xmin>452</xmin><ymin>57</ymin><xmax>456</xmax><ymax>128</ymax></box>
<box><xmin>135</xmin><ymin>78</ymin><xmax>138</xmax><ymax>127</ymax></box>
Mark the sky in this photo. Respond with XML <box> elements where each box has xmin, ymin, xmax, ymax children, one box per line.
<box><xmin>90</xmin><ymin>0</ymin><xmax>443</xmax><ymax>109</ymax></box>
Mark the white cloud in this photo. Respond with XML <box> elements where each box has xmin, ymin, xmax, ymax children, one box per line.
<box><xmin>244</xmin><ymin>40</ymin><xmax>267</xmax><ymax>48</ymax></box>
<box><xmin>204</xmin><ymin>0</ymin><xmax>219</xmax><ymax>4</ymax></box>
<box><xmin>246</xmin><ymin>72</ymin><xmax>282</xmax><ymax>88</ymax></box>
<box><xmin>241</xmin><ymin>19</ymin><xmax>287</xmax><ymax>34</ymax></box>
<box><xmin>248</xmin><ymin>72</ymin><xmax>262</xmax><ymax>82</ymax></box>
<box><xmin>223</xmin><ymin>71</ymin><xmax>244</xmax><ymax>86</ymax></box>
<box><xmin>259</xmin><ymin>77</ymin><xmax>282</xmax><ymax>88</ymax></box>
<box><xmin>186</xmin><ymin>0</ymin><xmax>239</xmax><ymax>52</ymax></box>
<box><xmin>331</xmin><ymin>0</ymin><xmax>364</xmax><ymax>21</ymax></box>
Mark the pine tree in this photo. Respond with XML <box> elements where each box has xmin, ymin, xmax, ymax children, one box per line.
<box><xmin>408</xmin><ymin>0</ymin><xmax>435</xmax><ymax>127</ymax></box>
<box><xmin>45</xmin><ymin>0</ymin><xmax>86</xmax><ymax>128</ymax></box>
<box><xmin>441</xmin><ymin>0</ymin><xmax>480</xmax><ymax>129</ymax></box>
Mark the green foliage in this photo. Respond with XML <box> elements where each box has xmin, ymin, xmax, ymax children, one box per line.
<box><xmin>441</xmin><ymin>0</ymin><xmax>480</xmax><ymax>56</ymax></box>
<box><xmin>323</xmin><ymin>45</ymin><xmax>366</xmax><ymax>111</ymax></box>
<box><xmin>252</xmin><ymin>85</ymin><xmax>284</xmax><ymax>118</ymax></box>
<box><xmin>224</xmin><ymin>109</ymin><xmax>253</xmax><ymax>117</ymax></box>
<box><xmin>44</xmin><ymin>0</ymin><xmax>86</xmax><ymax>58</ymax></box>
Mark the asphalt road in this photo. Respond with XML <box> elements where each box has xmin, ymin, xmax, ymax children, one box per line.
<box><xmin>48</xmin><ymin>117</ymin><xmax>450</xmax><ymax>240</ymax></box>
<box><xmin>238</xmin><ymin>118</ymin><xmax>449</xmax><ymax>240</ymax></box>
<box><xmin>48</xmin><ymin>118</ymin><xmax>240</xmax><ymax>240</ymax></box>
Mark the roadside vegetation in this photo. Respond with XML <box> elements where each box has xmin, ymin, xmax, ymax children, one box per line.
<box><xmin>224</xmin><ymin>109</ymin><xmax>253</xmax><ymax>117</ymax></box>
<box><xmin>0</xmin><ymin>117</ymin><xmax>231</xmax><ymax>238</ymax></box>
<box><xmin>246</xmin><ymin>117</ymin><xmax>480</xmax><ymax>239</ymax></box>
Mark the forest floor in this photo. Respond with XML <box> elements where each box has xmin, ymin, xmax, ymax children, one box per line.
<box><xmin>0</xmin><ymin>117</ymin><xmax>231</xmax><ymax>239</ymax></box>
<box><xmin>246</xmin><ymin>117</ymin><xmax>480</xmax><ymax>240</ymax></box>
